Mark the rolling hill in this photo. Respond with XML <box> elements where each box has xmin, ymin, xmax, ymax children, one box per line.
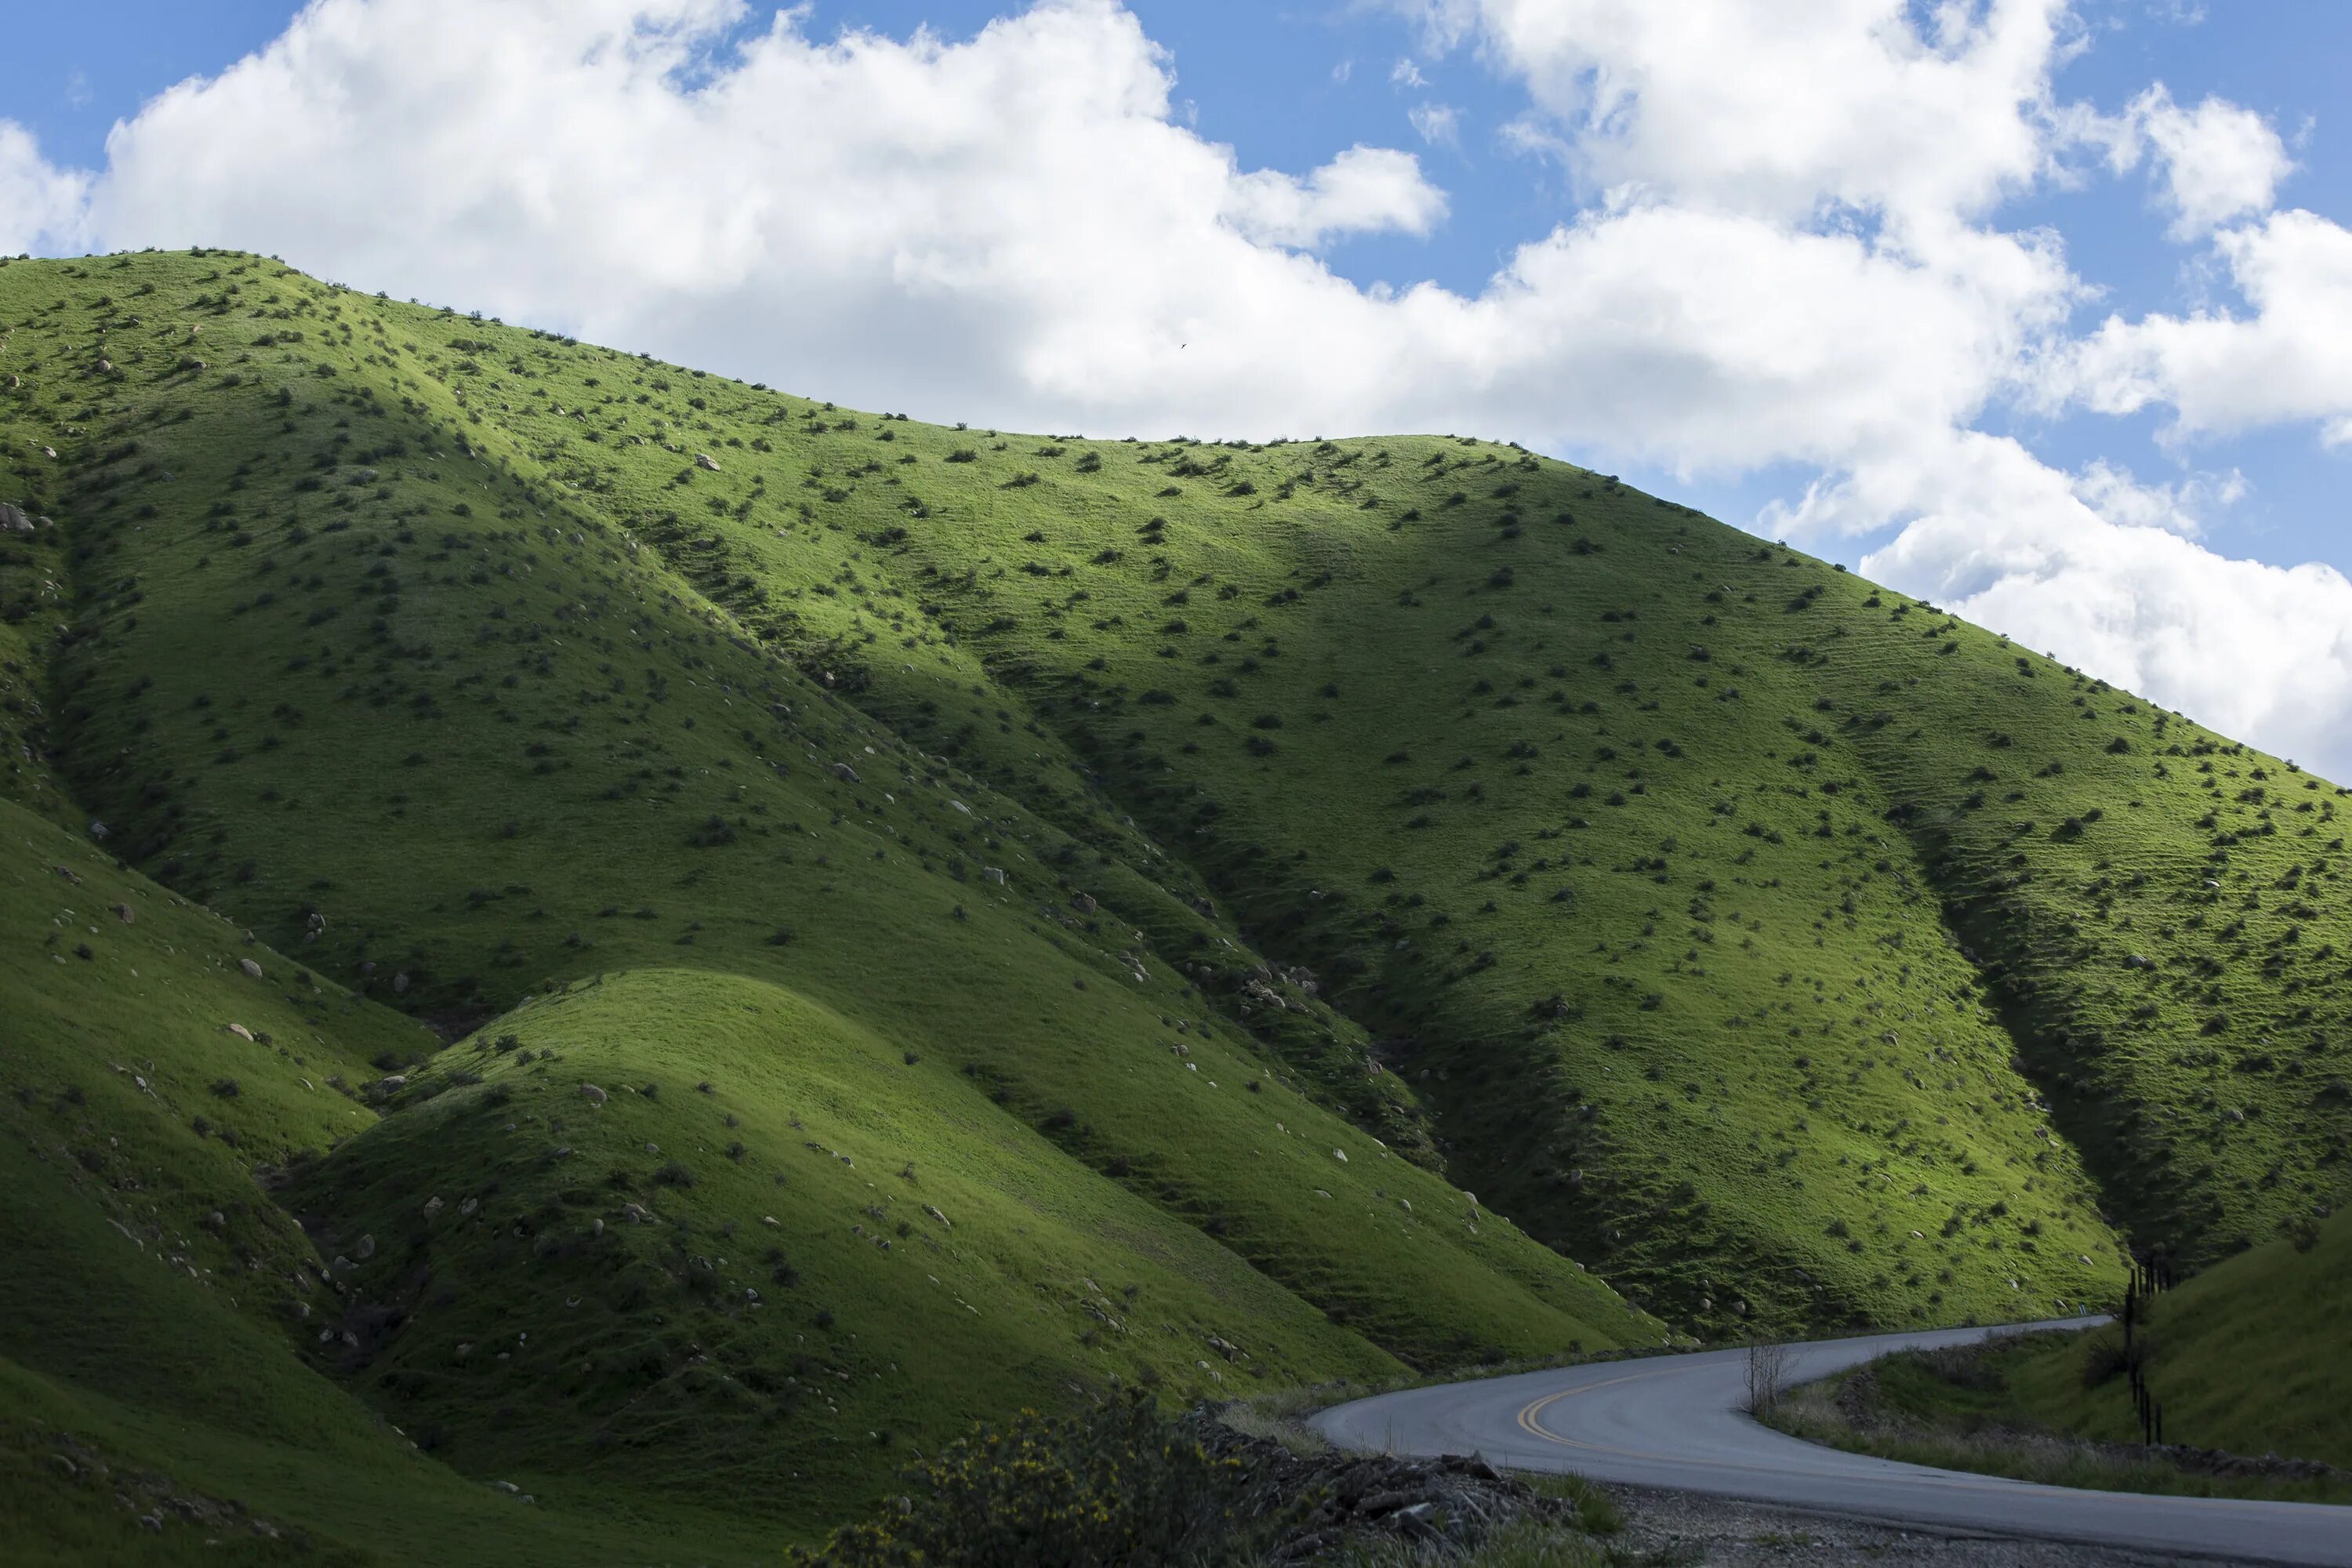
<box><xmin>2</xmin><ymin>246</ymin><xmax>2347</xmax><ymax>1548</ymax></box>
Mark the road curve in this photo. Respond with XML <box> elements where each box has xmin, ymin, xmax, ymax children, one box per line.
<box><xmin>1310</xmin><ymin>1319</ymin><xmax>2352</xmax><ymax>1566</ymax></box>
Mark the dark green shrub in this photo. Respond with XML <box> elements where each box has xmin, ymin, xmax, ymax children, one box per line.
<box><xmin>789</xmin><ymin>1395</ymin><xmax>1250</xmax><ymax>1567</ymax></box>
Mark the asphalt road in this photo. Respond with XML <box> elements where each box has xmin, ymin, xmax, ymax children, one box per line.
<box><xmin>1310</xmin><ymin>1319</ymin><xmax>2352</xmax><ymax>1566</ymax></box>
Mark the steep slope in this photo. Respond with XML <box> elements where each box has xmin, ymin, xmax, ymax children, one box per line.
<box><xmin>0</xmin><ymin>250</ymin><xmax>1669</xmax><ymax>1545</ymax></box>
<box><xmin>285</xmin><ymin>967</ymin><xmax>1619</xmax><ymax>1523</ymax></box>
<box><xmin>3</xmin><ymin>246</ymin><xmax>2343</xmax><ymax>1355</ymax></box>
<box><xmin>0</xmin><ymin>751</ymin><xmax>1641</xmax><ymax>1553</ymax></box>
<box><xmin>0</xmin><ymin>794</ymin><xmax>781</xmax><ymax>1564</ymax></box>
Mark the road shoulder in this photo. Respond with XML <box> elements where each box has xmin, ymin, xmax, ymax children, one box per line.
<box><xmin>1602</xmin><ymin>1481</ymin><xmax>2266</xmax><ymax>1567</ymax></box>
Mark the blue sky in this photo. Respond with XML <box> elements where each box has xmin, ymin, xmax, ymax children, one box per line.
<box><xmin>5</xmin><ymin>1</ymin><xmax>2352</xmax><ymax>769</ymax></box>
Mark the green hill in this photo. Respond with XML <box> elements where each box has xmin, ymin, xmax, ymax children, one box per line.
<box><xmin>3</xmin><ymin>246</ymin><xmax>2349</xmax><ymax>1541</ymax></box>
<box><xmin>1975</xmin><ymin>1207</ymin><xmax>2350</xmax><ymax>1470</ymax></box>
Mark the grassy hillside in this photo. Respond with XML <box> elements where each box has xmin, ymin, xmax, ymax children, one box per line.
<box><xmin>0</xmin><ymin>771</ymin><xmax>1636</xmax><ymax>1557</ymax></box>
<box><xmin>2</xmin><ymin>246</ymin><xmax>2348</xmax><ymax>1537</ymax></box>
<box><xmin>1768</xmin><ymin>1209</ymin><xmax>2350</xmax><ymax>1484</ymax></box>
<box><xmin>1996</xmin><ymin>1208</ymin><xmax>2350</xmax><ymax>1468</ymax></box>
<box><xmin>285</xmin><ymin>964</ymin><xmax>1626</xmax><ymax>1521</ymax></box>
<box><xmin>0</xmin><ymin>793</ymin><xmax>779</xmax><ymax>1563</ymax></box>
<box><xmin>0</xmin><ymin>249</ymin><xmax>1664</xmax><ymax>1549</ymax></box>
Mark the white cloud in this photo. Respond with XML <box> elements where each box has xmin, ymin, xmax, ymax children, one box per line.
<box><xmin>2099</xmin><ymin>83</ymin><xmax>2292</xmax><ymax>238</ymax></box>
<box><xmin>6</xmin><ymin>0</ymin><xmax>2351</xmax><ymax>771</ymax></box>
<box><xmin>1390</xmin><ymin>56</ymin><xmax>1427</xmax><ymax>89</ymax></box>
<box><xmin>1400</xmin><ymin>0</ymin><xmax>2071</xmax><ymax>232</ymax></box>
<box><xmin>2054</xmin><ymin>206</ymin><xmax>2352</xmax><ymax>440</ymax></box>
<box><xmin>1224</xmin><ymin>145</ymin><xmax>1446</xmax><ymax>247</ymax></box>
<box><xmin>0</xmin><ymin>122</ymin><xmax>89</xmax><ymax>256</ymax></box>
<box><xmin>1407</xmin><ymin>102</ymin><xmax>1459</xmax><ymax>147</ymax></box>
<box><xmin>14</xmin><ymin>0</ymin><xmax>2057</xmax><ymax>472</ymax></box>
<box><xmin>1856</xmin><ymin>433</ymin><xmax>2352</xmax><ymax>770</ymax></box>
<box><xmin>2069</xmin><ymin>457</ymin><xmax>2243</xmax><ymax>537</ymax></box>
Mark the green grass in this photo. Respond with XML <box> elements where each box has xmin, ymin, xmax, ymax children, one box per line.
<box><xmin>0</xmin><ymin>800</ymin><xmax>780</xmax><ymax>1563</ymax></box>
<box><xmin>3</xmin><ymin>245</ymin><xmax>2350</xmax><ymax>1544</ymax></box>
<box><xmin>1767</xmin><ymin>1335</ymin><xmax>2352</xmax><ymax>1506</ymax></box>
<box><xmin>1961</xmin><ymin>1208</ymin><xmax>2352</xmax><ymax>1469</ymax></box>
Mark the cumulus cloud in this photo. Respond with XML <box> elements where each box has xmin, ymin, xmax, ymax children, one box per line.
<box><xmin>2056</xmin><ymin>207</ymin><xmax>2352</xmax><ymax>440</ymax></box>
<box><xmin>1858</xmin><ymin>434</ymin><xmax>2352</xmax><ymax>771</ymax></box>
<box><xmin>2069</xmin><ymin>457</ymin><xmax>2243</xmax><ymax>538</ymax></box>
<box><xmin>1224</xmin><ymin>146</ymin><xmax>1446</xmax><ymax>248</ymax></box>
<box><xmin>1399</xmin><ymin>0</ymin><xmax>2069</xmax><ymax>230</ymax></box>
<box><xmin>5</xmin><ymin>0</ymin><xmax>2063</xmax><ymax>469</ymax></box>
<box><xmin>2109</xmin><ymin>84</ymin><xmax>2294</xmax><ymax>238</ymax></box>
<box><xmin>4</xmin><ymin>0</ymin><xmax>2350</xmax><ymax>770</ymax></box>
<box><xmin>0</xmin><ymin>121</ymin><xmax>89</xmax><ymax>256</ymax></box>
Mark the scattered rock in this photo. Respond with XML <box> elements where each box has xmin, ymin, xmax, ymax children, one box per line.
<box><xmin>1197</xmin><ymin>1414</ymin><xmax>1565</xmax><ymax>1561</ymax></box>
<box><xmin>829</xmin><ymin>761</ymin><xmax>862</xmax><ymax>783</ymax></box>
<box><xmin>695</xmin><ymin>452</ymin><xmax>720</xmax><ymax>472</ymax></box>
<box><xmin>579</xmin><ymin>1083</ymin><xmax>608</xmax><ymax>1106</ymax></box>
<box><xmin>353</xmin><ymin>1234</ymin><xmax>376</xmax><ymax>1261</ymax></box>
<box><xmin>238</xmin><ymin>958</ymin><xmax>263</xmax><ymax>980</ymax></box>
<box><xmin>114</xmin><ymin>902</ymin><xmax>133</xmax><ymax>924</ymax></box>
<box><xmin>227</xmin><ymin>1023</ymin><xmax>254</xmax><ymax>1041</ymax></box>
<box><xmin>982</xmin><ymin>866</ymin><xmax>1007</xmax><ymax>884</ymax></box>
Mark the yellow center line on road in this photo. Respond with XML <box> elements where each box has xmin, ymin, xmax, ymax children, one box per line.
<box><xmin>1514</xmin><ymin>1368</ymin><xmax>1689</xmax><ymax>1455</ymax></box>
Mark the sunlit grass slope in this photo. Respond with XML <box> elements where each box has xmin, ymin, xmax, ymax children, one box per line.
<box><xmin>13</xmin><ymin>248</ymin><xmax>2349</xmax><ymax>1335</ymax></box>
<box><xmin>287</xmin><ymin>967</ymin><xmax>1643</xmax><ymax>1525</ymax></box>
<box><xmin>1995</xmin><ymin>1208</ymin><xmax>2351</xmax><ymax>1468</ymax></box>
<box><xmin>2</xmin><ymin>247</ymin><xmax>2347</xmax><ymax>1526</ymax></box>
<box><xmin>0</xmin><ymin>249</ymin><xmax>1680</xmax><ymax>1545</ymax></box>
<box><xmin>0</xmin><ymin>781</ymin><xmax>1639</xmax><ymax>1555</ymax></box>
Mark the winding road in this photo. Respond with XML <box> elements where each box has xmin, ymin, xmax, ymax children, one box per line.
<box><xmin>1310</xmin><ymin>1319</ymin><xmax>2352</xmax><ymax>1565</ymax></box>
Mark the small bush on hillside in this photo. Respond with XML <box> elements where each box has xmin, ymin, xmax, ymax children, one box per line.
<box><xmin>789</xmin><ymin>1395</ymin><xmax>1253</xmax><ymax>1568</ymax></box>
